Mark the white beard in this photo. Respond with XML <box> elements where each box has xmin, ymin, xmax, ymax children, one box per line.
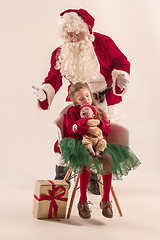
<box><xmin>55</xmin><ymin>39</ymin><xmax>99</xmax><ymax>83</ymax></box>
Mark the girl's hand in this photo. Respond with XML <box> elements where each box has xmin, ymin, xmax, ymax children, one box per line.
<box><xmin>86</xmin><ymin>119</ymin><xmax>100</xmax><ymax>127</ymax></box>
<box><xmin>88</xmin><ymin>127</ymin><xmax>102</xmax><ymax>137</ymax></box>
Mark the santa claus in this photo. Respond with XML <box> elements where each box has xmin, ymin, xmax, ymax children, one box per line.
<box><xmin>33</xmin><ymin>8</ymin><xmax>130</xmax><ymax>194</ymax></box>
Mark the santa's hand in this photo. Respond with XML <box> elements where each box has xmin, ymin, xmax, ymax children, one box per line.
<box><xmin>116</xmin><ymin>74</ymin><xmax>129</xmax><ymax>91</ymax></box>
<box><xmin>88</xmin><ymin>127</ymin><xmax>102</xmax><ymax>137</ymax></box>
<box><xmin>72</xmin><ymin>124</ymin><xmax>78</xmax><ymax>132</ymax></box>
<box><xmin>32</xmin><ymin>85</ymin><xmax>47</xmax><ymax>102</ymax></box>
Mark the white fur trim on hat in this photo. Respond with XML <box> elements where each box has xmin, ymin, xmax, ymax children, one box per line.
<box><xmin>88</xmin><ymin>34</ymin><xmax>95</xmax><ymax>42</ymax></box>
<box><xmin>37</xmin><ymin>83</ymin><xmax>55</xmax><ymax>109</ymax></box>
<box><xmin>58</xmin><ymin>12</ymin><xmax>90</xmax><ymax>39</ymax></box>
<box><xmin>111</xmin><ymin>69</ymin><xmax>130</xmax><ymax>96</ymax></box>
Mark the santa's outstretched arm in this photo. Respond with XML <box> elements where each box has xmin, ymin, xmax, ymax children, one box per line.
<box><xmin>33</xmin><ymin>49</ymin><xmax>63</xmax><ymax>110</ymax></box>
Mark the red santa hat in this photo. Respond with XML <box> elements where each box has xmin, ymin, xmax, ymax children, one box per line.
<box><xmin>59</xmin><ymin>8</ymin><xmax>95</xmax><ymax>41</ymax></box>
<box><xmin>60</xmin><ymin>9</ymin><xmax>95</xmax><ymax>34</ymax></box>
<box><xmin>80</xmin><ymin>104</ymin><xmax>97</xmax><ymax>117</ymax></box>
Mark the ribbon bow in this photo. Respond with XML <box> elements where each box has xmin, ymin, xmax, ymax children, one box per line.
<box><xmin>34</xmin><ymin>180</ymin><xmax>68</xmax><ymax>220</ymax></box>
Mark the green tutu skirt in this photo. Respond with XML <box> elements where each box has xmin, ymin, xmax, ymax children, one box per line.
<box><xmin>59</xmin><ymin>138</ymin><xmax>141</xmax><ymax>180</ymax></box>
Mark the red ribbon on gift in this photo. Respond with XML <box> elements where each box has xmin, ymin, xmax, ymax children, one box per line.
<box><xmin>34</xmin><ymin>180</ymin><xmax>68</xmax><ymax>220</ymax></box>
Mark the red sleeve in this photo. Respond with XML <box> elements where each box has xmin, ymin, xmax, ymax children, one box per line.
<box><xmin>38</xmin><ymin>98</ymin><xmax>49</xmax><ymax>110</ymax></box>
<box><xmin>93</xmin><ymin>33</ymin><xmax>130</xmax><ymax>74</ymax></box>
<box><xmin>74</xmin><ymin>118</ymin><xmax>88</xmax><ymax>128</ymax></box>
<box><xmin>42</xmin><ymin>48</ymin><xmax>63</xmax><ymax>94</ymax></box>
<box><xmin>105</xmin><ymin>36</ymin><xmax>130</xmax><ymax>95</ymax></box>
<box><xmin>115</xmin><ymin>85</ymin><xmax>123</xmax><ymax>94</ymax></box>
<box><xmin>104</xmin><ymin>35</ymin><xmax>130</xmax><ymax>74</ymax></box>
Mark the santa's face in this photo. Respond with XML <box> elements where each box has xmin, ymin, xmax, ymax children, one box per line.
<box><xmin>74</xmin><ymin>88</ymin><xmax>92</xmax><ymax>106</ymax></box>
<box><xmin>65</xmin><ymin>31</ymin><xmax>87</xmax><ymax>42</ymax></box>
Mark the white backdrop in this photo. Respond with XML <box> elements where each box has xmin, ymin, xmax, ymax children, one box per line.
<box><xmin>0</xmin><ymin>0</ymin><xmax>160</xmax><ymax>188</ymax></box>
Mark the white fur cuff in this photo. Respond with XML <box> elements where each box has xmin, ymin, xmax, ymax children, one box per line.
<box><xmin>38</xmin><ymin>83</ymin><xmax>55</xmax><ymax>109</ymax></box>
<box><xmin>111</xmin><ymin>69</ymin><xmax>130</xmax><ymax>96</ymax></box>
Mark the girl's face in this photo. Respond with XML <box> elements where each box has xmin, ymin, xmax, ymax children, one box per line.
<box><xmin>74</xmin><ymin>88</ymin><xmax>92</xmax><ymax>106</ymax></box>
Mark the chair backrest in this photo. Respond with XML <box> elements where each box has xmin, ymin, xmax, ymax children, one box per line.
<box><xmin>107</xmin><ymin>123</ymin><xmax>129</xmax><ymax>146</ymax></box>
<box><xmin>54</xmin><ymin>105</ymin><xmax>129</xmax><ymax>147</ymax></box>
<box><xmin>54</xmin><ymin>104</ymin><xmax>73</xmax><ymax>138</ymax></box>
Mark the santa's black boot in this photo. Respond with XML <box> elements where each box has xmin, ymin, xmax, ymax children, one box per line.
<box><xmin>88</xmin><ymin>171</ymin><xmax>100</xmax><ymax>195</ymax></box>
<box><xmin>54</xmin><ymin>165</ymin><xmax>71</xmax><ymax>188</ymax></box>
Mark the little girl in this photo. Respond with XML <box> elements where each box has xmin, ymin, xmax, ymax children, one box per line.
<box><xmin>59</xmin><ymin>82</ymin><xmax>141</xmax><ymax>219</ymax></box>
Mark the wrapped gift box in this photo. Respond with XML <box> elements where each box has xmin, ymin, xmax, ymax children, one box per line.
<box><xmin>33</xmin><ymin>180</ymin><xmax>69</xmax><ymax>219</ymax></box>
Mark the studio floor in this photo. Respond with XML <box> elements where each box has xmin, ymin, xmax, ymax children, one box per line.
<box><xmin>1</xmin><ymin>174</ymin><xmax>160</xmax><ymax>240</ymax></box>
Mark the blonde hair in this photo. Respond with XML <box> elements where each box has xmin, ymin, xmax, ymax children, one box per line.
<box><xmin>69</xmin><ymin>82</ymin><xmax>109</xmax><ymax>122</ymax></box>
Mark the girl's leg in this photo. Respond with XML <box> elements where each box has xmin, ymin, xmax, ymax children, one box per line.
<box><xmin>78</xmin><ymin>166</ymin><xmax>91</xmax><ymax>219</ymax></box>
<box><xmin>99</xmin><ymin>155</ymin><xmax>113</xmax><ymax>218</ymax></box>
<box><xmin>101</xmin><ymin>154</ymin><xmax>112</xmax><ymax>201</ymax></box>
<box><xmin>102</xmin><ymin>173</ymin><xmax>112</xmax><ymax>202</ymax></box>
<box><xmin>79</xmin><ymin>166</ymin><xmax>90</xmax><ymax>203</ymax></box>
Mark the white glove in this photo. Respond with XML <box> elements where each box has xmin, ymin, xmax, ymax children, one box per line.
<box><xmin>116</xmin><ymin>74</ymin><xmax>129</xmax><ymax>91</ymax></box>
<box><xmin>32</xmin><ymin>85</ymin><xmax>47</xmax><ymax>102</ymax></box>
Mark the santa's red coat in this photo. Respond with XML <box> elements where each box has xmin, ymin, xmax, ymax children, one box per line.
<box><xmin>39</xmin><ymin>32</ymin><xmax>130</xmax><ymax>110</ymax></box>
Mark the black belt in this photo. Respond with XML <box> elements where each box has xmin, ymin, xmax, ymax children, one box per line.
<box><xmin>93</xmin><ymin>80</ymin><xmax>113</xmax><ymax>103</ymax></box>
